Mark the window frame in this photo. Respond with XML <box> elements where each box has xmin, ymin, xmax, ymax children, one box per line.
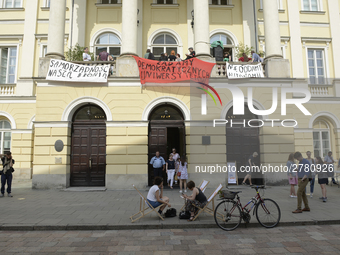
<box><xmin>0</xmin><ymin>120</ymin><xmax>11</xmax><ymax>154</ymax></box>
<box><xmin>152</xmin><ymin>0</ymin><xmax>177</xmax><ymax>4</ymax></box>
<box><xmin>97</xmin><ymin>0</ymin><xmax>122</xmax><ymax>4</ymax></box>
<box><xmin>312</xmin><ymin>120</ymin><xmax>331</xmax><ymax>159</ymax></box>
<box><xmin>209</xmin><ymin>33</ymin><xmax>235</xmax><ymax>60</ymax></box>
<box><xmin>0</xmin><ymin>45</ymin><xmax>18</xmax><ymax>84</ymax></box>
<box><xmin>94</xmin><ymin>32</ymin><xmax>121</xmax><ymax>60</ymax></box>
<box><xmin>259</xmin><ymin>0</ymin><xmax>283</xmax><ymax>10</ymax></box>
<box><xmin>0</xmin><ymin>0</ymin><xmax>22</xmax><ymax>8</ymax></box>
<box><xmin>209</xmin><ymin>0</ymin><xmax>232</xmax><ymax>6</ymax></box>
<box><xmin>301</xmin><ymin>0</ymin><xmax>322</xmax><ymax>11</ymax></box>
<box><xmin>151</xmin><ymin>33</ymin><xmax>178</xmax><ymax>59</ymax></box>
<box><xmin>306</xmin><ymin>47</ymin><xmax>328</xmax><ymax>85</ymax></box>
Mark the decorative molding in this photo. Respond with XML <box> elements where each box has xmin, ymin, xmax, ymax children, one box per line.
<box><xmin>61</xmin><ymin>96</ymin><xmax>113</xmax><ymax>122</ymax></box>
<box><xmin>0</xmin><ymin>8</ymin><xmax>24</xmax><ymax>11</ymax></box>
<box><xmin>0</xmin><ymin>111</ymin><xmax>16</xmax><ymax>129</ymax></box>
<box><xmin>257</xmin><ymin>20</ymin><xmax>288</xmax><ymax>26</ymax></box>
<box><xmin>151</xmin><ymin>4</ymin><xmax>179</xmax><ymax>7</ymax></box>
<box><xmin>0</xmin><ymin>99</ymin><xmax>36</xmax><ymax>104</ymax></box>
<box><xmin>27</xmin><ymin>115</ymin><xmax>35</xmax><ymax>129</ymax></box>
<box><xmin>300</xmin><ymin>22</ymin><xmax>329</xmax><ymax>27</ymax></box>
<box><xmin>0</xmin><ymin>19</ymin><xmax>24</xmax><ymax>24</ymax></box>
<box><xmin>0</xmin><ymin>35</ymin><xmax>23</xmax><ymax>40</ymax></box>
<box><xmin>11</xmin><ymin>129</ymin><xmax>33</xmax><ymax>134</ymax></box>
<box><xmin>89</xmin><ymin>28</ymin><xmax>122</xmax><ymax>53</ymax></box>
<box><xmin>294</xmin><ymin>128</ymin><xmax>313</xmax><ymax>133</ymax></box>
<box><xmin>147</xmin><ymin>28</ymin><xmax>183</xmax><ymax>57</ymax></box>
<box><xmin>106</xmin><ymin>121</ymin><xmax>148</xmax><ymax>127</ymax></box>
<box><xmin>300</xmin><ymin>11</ymin><xmax>325</xmax><ymax>15</ymax></box>
<box><xmin>308</xmin><ymin>111</ymin><xmax>340</xmax><ymax>129</ymax></box>
<box><xmin>37</xmin><ymin>19</ymin><xmax>70</xmax><ymax>24</ymax></box>
<box><xmin>34</xmin><ymin>121</ymin><xmax>71</xmax><ymax>128</ymax></box>
<box><xmin>142</xmin><ymin>96</ymin><xmax>190</xmax><ymax>121</ymax></box>
<box><xmin>301</xmin><ymin>37</ymin><xmax>332</xmax><ymax>49</ymax></box>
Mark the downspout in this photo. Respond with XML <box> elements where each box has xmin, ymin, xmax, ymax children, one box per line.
<box><xmin>70</xmin><ymin>0</ymin><xmax>75</xmax><ymax>47</ymax></box>
<box><xmin>253</xmin><ymin>0</ymin><xmax>258</xmax><ymax>52</ymax></box>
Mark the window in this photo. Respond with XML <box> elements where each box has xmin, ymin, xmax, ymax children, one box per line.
<box><xmin>42</xmin><ymin>45</ymin><xmax>47</xmax><ymax>58</ymax></box>
<box><xmin>303</xmin><ymin>0</ymin><xmax>320</xmax><ymax>11</ymax></box>
<box><xmin>313</xmin><ymin>120</ymin><xmax>330</xmax><ymax>158</ymax></box>
<box><xmin>2</xmin><ymin>0</ymin><xmax>22</xmax><ymax>8</ymax></box>
<box><xmin>44</xmin><ymin>0</ymin><xmax>50</xmax><ymax>7</ymax></box>
<box><xmin>0</xmin><ymin>47</ymin><xmax>17</xmax><ymax>84</ymax></box>
<box><xmin>100</xmin><ymin>0</ymin><xmax>119</xmax><ymax>4</ymax></box>
<box><xmin>211</xmin><ymin>0</ymin><xmax>229</xmax><ymax>5</ymax></box>
<box><xmin>308</xmin><ymin>49</ymin><xmax>325</xmax><ymax>84</ymax></box>
<box><xmin>0</xmin><ymin>120</ymin><xmax>11</xmax><ymax>154</ymax></box>
<box><xmin>151</xmin><ymin>34</ymin><xmax>178</xmax><ymax>58</ymax></box>
<box><xmin>210</xmin><ymin>33</ymin><xmax>234</xmax><ymax>60</ymax></box>
<box><xmin>94</xmin><ymin>33</ymin><xmax>121</xmax><ymax>60</ymax></box>
<box><xmin>156</xmin><ymin>0</ymin><xmax>173</xmax><ymax>4</ymax></box>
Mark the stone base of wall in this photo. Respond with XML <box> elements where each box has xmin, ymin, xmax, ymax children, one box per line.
<box><xmin>13</xmin><ymin>168</ymin><xmax>32</xmax><ymax>179</ymax></box>
<box><xmin>106</xmin><ymin>174</ymin><xmax>148</xmax><ymax>190</ymax></box>
<box><xmin>32</xmin><ymin>174</ymin><xmax>70</xmax><ymax>189</ymax></box>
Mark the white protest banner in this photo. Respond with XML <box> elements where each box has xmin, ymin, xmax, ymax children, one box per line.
<box><xmin>227</xmin><ymin>162</ymin><xmax>238</xmax><ymax>185</ymax></box>
<box><xmin>226</xmin><ymin>62</ymin><xmax>264</xmax><ymax>79</ymax></box>
<box><xmin>46</xmin><ymin>59</ymin><xmax>110</xmax><ymax>83</ymax></box>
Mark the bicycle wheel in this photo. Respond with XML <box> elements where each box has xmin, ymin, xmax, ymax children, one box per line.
<box><xmin>214</xmin><ymin>200</ymin><xmax>241</xmax><ymax>231</ymax></box>
<box><xmin>256</xmin><ymin>198</ymin><xmax>281</xmax><ymax>228</ymax></box>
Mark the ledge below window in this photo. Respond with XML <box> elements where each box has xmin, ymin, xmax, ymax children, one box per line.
<box><xmin>41</xmin><ymin>7</ymin><xmax>69</xmax><ymax>11</ymax></box>
<box><xmin>258</xmin><ymin>8</ymin><xmax>285</xmax><ymax>13</ymax></box>
<box><xmin>150</xmin><ymin>4</ymin><xmax>179</xmax><ymax>7</ymax></box>
<box><xmin>209</xmin><ymin>5</ymin><xmax>234</xmax><ymax>9</ymax></box>
<box><xmin>95</xmin><ymin>3</ymin><xmax>122</xmax><ymax>7</ymax></box>
<box><xmin>0</xmin><ymin>8</ymin><xmax>24</xmax><ymax>11</ymax></box>
<box><xmin>300</xmin><ymin>10</ymin><xmax>325</xmax><ymax>14</ymax></box>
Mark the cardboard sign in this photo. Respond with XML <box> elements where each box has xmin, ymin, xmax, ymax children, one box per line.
<box><xmin>226</xmin><ymin>63</ymin><xmax>264</xmax><ymax>79</ymax></box>
<box><xmin>227</xmin><ymin>162</ymin><xmax>238</xmax><ymax>184</ymax></box>
<box><xmin>46</xmin><ymin>59</ymin><xmax>110</xmax><ymax>83</ymax></box>
<box><xmin>133</xmin><ymin>56</ymin><xmax>215</xmax><ymax>85</ymax></box>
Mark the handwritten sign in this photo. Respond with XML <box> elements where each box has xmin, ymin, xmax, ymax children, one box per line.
<box><xmin>133</xmin><ymin>56</ymin><xmax>215</xmax><ymax>85</ymax></box>
<box><xmin>227</xmin><ymin>162</ymin><xmax>238</xmax><ymax>184</ymax></box>
<box><xmin>226</xmin><ymin>63</ymin><xmax>264</xmax><ymax>79</ymax></box>
<box><xmin>46</xmin><ymin>59</ymin><xmax>110</xmax><ymax>83</ymax></box>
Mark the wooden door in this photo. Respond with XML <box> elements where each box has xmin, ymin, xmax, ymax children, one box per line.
<box><xmin>71</xmin><ymin>123</ymin><xmax>106</xmax><ymax>186</ymax></box>
<box><xmin>226</xmin><ymin>126</ymin><xmax>262</xmax><ymax>184</ymax></box>
<box><xmin>148</xmin><ymin>126</ymin><xmax>167</xmax><ymax>186</ymax></box>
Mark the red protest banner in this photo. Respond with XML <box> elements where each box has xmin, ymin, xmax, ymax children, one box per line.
<box><xmin>133</xmin><ymin>56</ymin><xmax>215</xmax><ymax>85</ymax></box>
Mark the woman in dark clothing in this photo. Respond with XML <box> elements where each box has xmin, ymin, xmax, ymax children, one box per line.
<box><xmin>169</xmin><ymin>50</ymin><xmax>177</xmax><ymax>61</ymax></box>
<box><xmin>159</xmin><ymin>53</ymin><xmax>168</xmax><ymax>61</ymax></box>
<box><xmin>183</xmin><ymin>180</ymin><xmax>208</xmax><ymax>221</ymax></box>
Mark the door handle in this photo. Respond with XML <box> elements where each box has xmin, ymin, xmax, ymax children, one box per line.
<box><xmin>89</xmin><ymin>158</ymin><xmax>92</xmax><ymax>168</ymax></box>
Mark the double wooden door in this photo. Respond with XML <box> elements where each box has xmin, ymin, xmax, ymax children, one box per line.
<box><xmin>71</xmin><ymin>122</ymin><xmax>106</xmax><ymax>186</ymax></box>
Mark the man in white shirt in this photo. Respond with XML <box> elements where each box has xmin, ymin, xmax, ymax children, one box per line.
<box><xmin>324</xmin><ymin>151</ymin><xmax>337</xmax><ymax>185</ymax></box>
<box><xmin>83</xmin><ymin>47</ymin><xmax>91</xmax><ymax>61</ymax></box>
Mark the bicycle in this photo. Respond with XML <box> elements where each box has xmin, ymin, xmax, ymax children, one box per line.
<box><xmin>214</xmin><ymin>185</ymin><xmax>281</xmax><ymax>231</ymax></box>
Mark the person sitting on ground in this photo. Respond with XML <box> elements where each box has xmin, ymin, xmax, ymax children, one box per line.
<box><xmin>182</xmin><ymin>180</ymin><xmax>208</xmax><ymax>221</ymax></box>
<box><xmin>146</xmin><ymin>176</ymin><xmax>171</xmax><ymax>216</ymax></box>
<box><xmin>185</xmin><ymin>47</ymin><xmax>195</xmax><ymax>60</ymax></box>
<box><xmin>169</xmin><ymin>50</ymin><xmax>177</xmax><ymax>61</ymax></box>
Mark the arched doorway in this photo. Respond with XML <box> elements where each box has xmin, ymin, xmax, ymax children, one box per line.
<box><xmin>226</xmin><ymin>105</ymin><xmax>262</xmax><ymax>185</ymax></box>
<box><xmin>70</xmin><ymin>104</ymin><xmax>106</xmax><ymax>186</ymax></box>
<box><xmin>148</xmin><ymin>104</ymin><xmax>185</xmax><ymax>186</ymax></box>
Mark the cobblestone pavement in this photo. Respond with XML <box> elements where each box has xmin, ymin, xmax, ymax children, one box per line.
<box><xmin>1</xmin><ymin>180</ymin><xmax>340</xmax><ymax>229</ymax></box>
<box><xmin>1</xmin><ymin>225</ymin><xmax>340</xmax><ymax>255</ymax></box>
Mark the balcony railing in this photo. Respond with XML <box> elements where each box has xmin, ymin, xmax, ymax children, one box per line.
<box><xmin>0</xmin><ymin>84</ymin><xmax>15</xmax><ymax>96</ymax></box>
<box><xmin>212</xmin><ymin>61</ymin><xmax>266</xmax><ymax>78</ymax></box>
<box><xmin>309</xmin><ymin>84</ymin><xmax>334</xmax><ymax>97</ymax></box>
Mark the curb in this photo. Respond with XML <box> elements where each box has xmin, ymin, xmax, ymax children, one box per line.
<box><xmin>1</xmin><ymin>220</ymin><xmax>340</xmax><ymax>231</ymax></box>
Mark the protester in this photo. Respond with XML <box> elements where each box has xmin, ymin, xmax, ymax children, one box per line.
<box><xmin>97</xmin><ymin>49</ymin><xmax>110</xmax><ymax>61</ymax></box>
<box><xmin>306</xmin><ymin>151</ymin><xmax>315</xmax><ymax>198</ymax></box>
<box><xmin>149</xmin><ymin>151</ymin><xmax>165</xmax><ymax>179</ymax></box>
<box><xmin>292</xmin><ymin>152</ymin><xmax>311</xmax><ymax>213</ymax></box>
<box><xmin>287</xmin><ymin>153</ymin><xmax>297</xmax><ymax>198</ymax></box>
<box><xmin>176</xmin><ymin>53</ymin><xmax>182</xmax><ymax>61</ymax></box>
<box><xmin>183</xmin><ymin>180</ymin><xmax>208</xmax><ymax>221</ymax></box>
<box><xmin>166</xmin><ymin>153</ymin><xmax>176</xmax><ymax>189</ymax></box>
<box><xmin>169</xmin><ymin>50</ymin><xmax>177</xmax><ymax>61</ymax></box>
<box><xmin>185</xmin><ymin>47</ymin><xmax>195</xmax><ymax>60</ymax></box>
<box><xmin>177</xmin><ymin>155</ymin><xmax>188</xmax><ymax>193</ymax></box>
<box><xmin>238</xmin><ymin>53</ymin><xmax>252</xmax><ymax>62</ymax></box>
<box><xmin>251</xmin><ymin>50</ymin><xmax>262</xmax><ymax>63</ymax></box>
<box><xmin>242</xmin><ymin>152</ymin><xmax>258</xmax><ymax>186</ymax></box>
<box><xmin>146</xmin><ymin>176</ymin><xmax>171</xmax><ymax>215</ymax></box>
<box><xmin>324</xmin><ymin>151</ymin><xmax>337</xmax><ymax>185</ymax></box>
<box><xmin>1</xmin><ymin>152</ymin><xmax>14</xmax><ymax>197</ymax></box>
<box><xmin>315</xmin><ymin>156</ymin><xmax>328</xmax><ymax>202</ymax></box>
<box><xmin>159</xmin><ymin>53</ymin><xmax>168</xmax><ymax>61</ymax></box>
<box><xmin>223</xmin><ymin>52</ymin><xmax>230</xmax><ymax>62</ymax></box>
<box><xmin>83</xmin><ymin>47</ymin><xmax>91</xmax><ymax>61</ymax></box>
<box><xmin>144</xmin><ymin>49</ymin><xmax>151</xmax><ymax>59</ymax></box>
<box><xmin>148</xmin><ymin>50</ymin><xmax>155</xmax><ymax>60</ymax></box>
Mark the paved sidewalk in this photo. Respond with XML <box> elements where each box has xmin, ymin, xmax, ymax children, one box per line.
<box><xmin>0</xmin><ymin>180</ymin><xmax>339</xmax><ymax>230</ymax></box>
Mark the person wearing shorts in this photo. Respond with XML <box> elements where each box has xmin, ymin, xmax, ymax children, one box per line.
<box><xmin>146</xmin><ymin>177</ymin><xmax>171</xmax><ymax>215</ymax></box>
<box><xmin>316</xmin><ymin>156</ymin><xmax>328</xmax><ymax>202</ymax></box>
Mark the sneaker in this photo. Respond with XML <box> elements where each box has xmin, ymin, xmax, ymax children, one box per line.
<box><xmin>323</xmin><ymin>197</ymin><xmax>327</xmax><ymax>202</ymax></box>
<box><xmin>310</xmin><ymin>194</ymin><xmax>313</xmax><ymax>198</ymax></box>
<box><xmin>333</xmin><ymin>181</ymin><xmax>338</xmax><ymax>185</ymax></box>
<box><xmin>0</xmin><ymin>193</ymin><xmax>4</xmax><ymax>197</ymax></box>
<box><xmin>290</xmin><ymin>195</ymin><xmax>294</xmax><ymax>198</ymax></box>
<box><xmin>179</xmin><ymin>190</ymin><xmax>182</xmax><ymax>193</ymax></box>
<box><xmin>292</xmin><ymin>209</ymin><xmax>302</xmax><ymax>213</ymax></box>
<box><xmin>8</xmin><ymin>194</ymin><xmax>13</xmax><ymax>197</ymax></box>
<box><xmin>184</xmin><ymin>189</ymin><xmax>187</xmax><ymax>193</ymax></box>
<box><xmin>302</xmin><ymin>208</ymin><xmax>310</xmax><ymax>212</ymax></box>
<box><xmin>242</xmin><ymin>182</ymin><xmax>246</xmax><ymax>185</ymax></box>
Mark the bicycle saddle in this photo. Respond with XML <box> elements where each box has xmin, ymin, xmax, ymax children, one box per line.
<box><xmin>250</xmin><ymin>185</ymin><xmax>265</xmax><ymax>189</ymax></box>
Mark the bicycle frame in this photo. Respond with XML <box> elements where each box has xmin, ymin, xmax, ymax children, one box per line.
<box><xmin>233</xmin><ymin>188</ymin><xmax>266</xmax><ymax>216</ymax></box>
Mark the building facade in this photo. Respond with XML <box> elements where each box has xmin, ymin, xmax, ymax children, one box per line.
<box><xmin>0</xmin><ymin>0</ymin><xmax>340</xmax><ymax>189</ymax></box>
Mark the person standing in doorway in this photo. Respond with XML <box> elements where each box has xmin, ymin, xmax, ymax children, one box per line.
<box><xmin>292</xmin><ymin>152</ymin><xmax>311</xmax><ymax>213</ymax></box>
<box><xmin>150</xmin><ymin>151</ymin><xmax>165</xmax><ymax>180</ymax></box>
<box><xmin>166</xmin><ymin>153</ymin><xmax>176</xmax><ymax>189</ymax></box>
<box><xmin>172</xmin><ymin>148</ymin><xmax>180</xmax><ymax>184</ymax></box>
<box><xmin>324</xmin><ymin>151</ymin><xmax>337</xmax><ymax>185</ymax></box>
<box><xmin>178</xmin><ymin>155</ymin><xmax>188</xmax><ymax>193</ymax></box>
<box><xmin>1</xmin><ymin>152</ymin><xmax>15</xmax><ymax>197</ymax></box>
<box><xmin>306</xmin><ymin>151</ymin><xmax>315</xmax><ymax>198</ymax></box>
<box><xmin>242</xmin><ymin>152</ymin><xmax>258</xmax><ymax>186</ymax></box>
<box><xmin>287</xmin><ymin>153</ymin><xmax>297</xmax><ymax>198</ymax></box>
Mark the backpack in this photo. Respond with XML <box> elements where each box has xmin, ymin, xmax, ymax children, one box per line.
<box><xmin>164</xmin><ymin>208</ymin><xmax>177</xmax><ymax>218</ymax></box>
<box><xmin>178</xmin><ymin>210</ymin><xmax>191</xmax><ymax>219</ymax></box>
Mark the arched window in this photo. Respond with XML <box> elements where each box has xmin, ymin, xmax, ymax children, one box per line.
<box><xmin>149</xmin><ymin>105</ymin><xmax>184</xmax><ymax>121</ymax></box>
<box><xmin>313</xmin><ymin>119</ymin><xmax>331</xmax><ymax>158</ymax></box>
<box><xmin>151</xmin><ymin>34</ymin><xmax>178</xmax><ymax>58</ymax></box>
<box><xmin>94</xmin><ymin>33</ymin><xmax>121</xmax><ymax>60</ymax></box>
<box><xmin>210</xmin><ymin>33</ymin><xmax>235</xmax><ymax>60</ymax></box>
<box><xmin>0</xmin><ymin>120</ymin><xmax>11</xmax><ymax>154</ymax></box>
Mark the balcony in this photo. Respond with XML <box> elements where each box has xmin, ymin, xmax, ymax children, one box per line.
<box><xmin>0</xmin><ymin>84</ymin><xmax>15</xmax><ymax>96</ymax></box>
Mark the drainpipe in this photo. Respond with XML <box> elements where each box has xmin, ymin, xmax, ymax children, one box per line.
<box><xmin>70</xmin><ymin>0</ymin><xmax>74</xmax><ymax>47</ymax></box>
<box><xmin>253</xmin><ymin>0</ymin><xmax>258</xmax><ymax>52</ymax></box>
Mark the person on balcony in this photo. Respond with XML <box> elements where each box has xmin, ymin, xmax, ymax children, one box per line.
<box><xmin>97</xmin><ymin>49</ymin><xmax>110</xmax><ymax>61</ymax></box>
<box><xmin>176</xmin><ymin>54</ymin><xmax>182</xmax><ymax>61</ymax></box>
<box><xmin>185</xmin><ymin>47</ymin><xmax>195</xmax><ymax>60</ymax></box>
<box><xmin>169</xmin><ymin>50</ymin><xmax>177</xmax><ymax>61</ymax></box>
<box><xmin>251</xmin><ymin>50</ymin><xmax>263</xmax><ymax>63</ymax></box>
<box><xmin>144</xmin><ymin>49</ymin><xmax>150</xmax><ymax>59</ymax></box>
<box><xmin>238</xmin><ymin>53</ymin><xmax>251</xmax><ymax>62</ymax></box>
<box><xmin>159</xmin><ymin>53</ymin><xmax>168</xmax><ymax>61</ymax></box>
<box><xmin>83</xmin><ymin>47</ymin><xmax>91</xmax><ymax>61</ymax></box>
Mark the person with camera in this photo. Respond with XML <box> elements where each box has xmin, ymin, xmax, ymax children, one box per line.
<box><xmin>0</xmin><ymin>151</ymin><xmax>15</xmax><ymax>197</ymax></box>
